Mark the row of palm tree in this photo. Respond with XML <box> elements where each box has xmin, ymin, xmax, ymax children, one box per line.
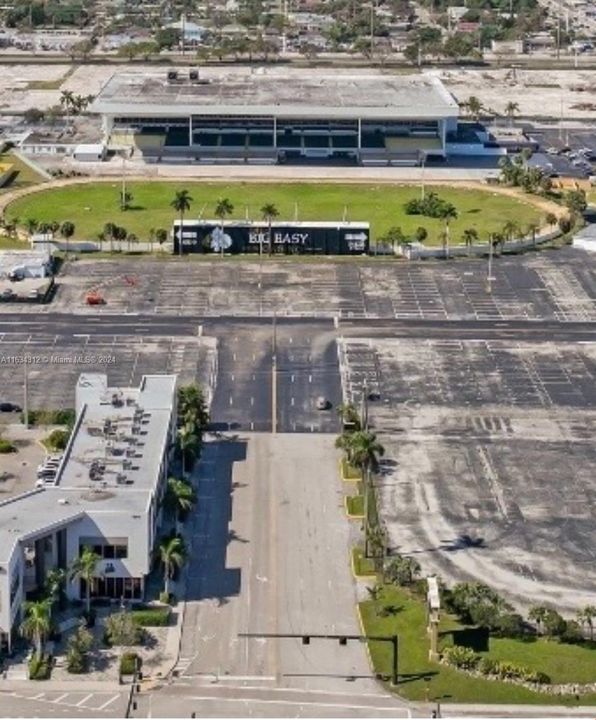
<box><xmin>335</xmin><ymin>405</ymin><xmax>385</xmax><ymax>559</ymax></box>
<box><xmin>59</xmin><ymin>90</ymin><xmax>95</xmax><ymax>118</ymax></box>
<box><xmin>461</xmin><ymin>96</ymin><xmax>520</xmax><ymax>126</ymax></box>
<box><xmin>170</xmin><ymin>189</ymin><xmax>280</xmax><ymax>256</ymax></box>
<box><xmin>177</xmin><ymin>383</ymin><xmax>210</xmax><ymax>475</ymax></box>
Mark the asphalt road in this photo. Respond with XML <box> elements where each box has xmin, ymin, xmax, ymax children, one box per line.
<box><xmin>2</xmin><ymin>313</ymin><xmax>596</xmax><ymax>343</ymax></box>
<box><xmin>175</xmin><ymin>434</ymin><xmax>390</xmax><ymax>695</ymax></box>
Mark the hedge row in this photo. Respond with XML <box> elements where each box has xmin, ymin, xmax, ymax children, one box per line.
<box><xmin>442</xmin><ymin>646</ymin><xmax>551</xmax><ymax>685</ymax></box>
<box><xmin>23</xmin><ymin>409</ymin><xmax>76</xmax><ymax>427</ymax></box>
<box><xmin>130</xmin><ymin>606</ymin><xmax>171</xmax><ymax>627</ymax></box>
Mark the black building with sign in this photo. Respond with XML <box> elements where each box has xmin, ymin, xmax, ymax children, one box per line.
<box><xmin>172</xmin><ymin>220</ymin><xmax>370</xmax><ymax>255</ymax></box>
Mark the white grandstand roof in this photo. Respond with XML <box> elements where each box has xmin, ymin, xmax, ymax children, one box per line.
<box><xmin>91</xmin><ymin>69</ymin><xmax>459</xmax><ymax>121</ymax></box>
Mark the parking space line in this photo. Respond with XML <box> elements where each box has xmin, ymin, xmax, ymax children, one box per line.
<box><xmin>75</xmin><ymin>694</ymin><xmax>94</xmax><ymax>707</ymax></box>
<box><xmin>96</xmin><ymin>695</ymin><xmax>120</xmax><ymax>711</ymax></box>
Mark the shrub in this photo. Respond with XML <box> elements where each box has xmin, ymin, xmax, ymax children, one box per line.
<box><xmin>494</xmin><ymin>612</ymin><xmax>526</xmax><ymax>639</ymax></box>
<box><xmin>0</xmin><ymin>438</ymin><xmax>16</xmax><ymax>453</ymax></box>
<box><xmin>28</xmin><ymin>654</ymin><xmax>51</xmax><ymax>680</ymax></box>
<box><xmin>478</xmin><ymin>656</ymin><xmax>498</xmax><ymax>675</ymax></box>
<box><xmin>404</xmin><ymin>192</ymin><xmax>456</xmax><ymax>219</ymax></box>
<box><xmin>526</xmin><ymin>670</ymin><xmax>551</xmax><ymax>685</ymax></box>
<box><xmin>43</xmin><ymin>428</ymin><xmax>71</xmax><ymax>451</ymax></box>
<box><xmin>159</xmin><ymin>591</ymin><xmax>172</xmax><ymax>605</ymax></box>
<box><xmin>23</xmin><ymin>409</ymin><xmax>75</xmax><ymax>427</ymax></box>
<box><xmin>105</xmin><ymin>611</ymin><xmax>144</xmax><ymax>646</ymax></box>
<box><xmin>131</xmin><ymin>607</ymin><xmax>170</xmax><ymax>627</ymax></box>
<box><xmin>66</xmin><ymin>646</ymin><xmax>86</xmax><ymax>674</ymax></box>
<box><xmin>543</xmin><ymin>609</ymin><xmax>567</xmax><ymax>638</ymax></box>
<box><xmin>559</xmin><ymin>619</ymin><xmax>583</xmax><ymax>644</ymax></box>
<box><xmin>442</xmin><ymin>645</ymin><xmax>479</xmax><ymax>670</ymax></box>
<box><xmin>119</xmin><ymin>652</ymin><xmax>140</xmax><ymax>676</ymax></box>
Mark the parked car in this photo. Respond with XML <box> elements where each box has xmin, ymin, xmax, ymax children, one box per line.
<box><xmin>0</xmin><ymin>402</ymin><xmax>21</xmax><ymax>412</ymax></box>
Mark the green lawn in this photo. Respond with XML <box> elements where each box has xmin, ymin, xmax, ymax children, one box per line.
<box><xmin>340</xmin><ymin>457</ymin><xmax>362</xmax><ymax>481</ymax></box>
<box><xmin>0</xmin><ymin>152</ymin><xmax>47</xmax><ymax>194</ymax></box>
<box><xmin>352</xmin><ymin>547</ymin><xmax>376</xmax><ymax>578</ymax></box>
<box><xmin>0</xmin><ymin>236</ymin><xmax>28</xmax><ymax>249</ymax></box>
<box><xmin>346</xmin><ymin>494</ymin><xmax>364</xmax><ymax>517</ymax></box>
<box><xmin>5</xmin><ymin>181</ymin><xmax>544</xmax><ymax>246</ymax></box>
<box><xmin>360</xmin><ymin>585</ymin><xmax>596</xmax><ymax>705</ymax></box>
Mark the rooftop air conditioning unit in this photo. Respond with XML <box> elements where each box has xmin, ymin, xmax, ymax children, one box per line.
<box><xmin>189</xmin><ymin>68</ymin><xmax>199</xmax><ymax>82</ymax></box>
<box><xmin>167</xmin><ymin>70</ymin><xmax>178</xmax><ymax>82</ymax></box>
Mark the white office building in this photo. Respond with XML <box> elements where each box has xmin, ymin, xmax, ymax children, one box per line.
<box><xmin>0</xmin><ymin>373</ymin><xmax>178</xmax><ymax>653</ymax></box>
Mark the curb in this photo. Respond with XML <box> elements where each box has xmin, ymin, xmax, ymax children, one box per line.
<box><xmin>350</xmin><ymin>547</ymin><xmax>376</xmax><ymax>582</ymax></box>
<box><xmin>356</xmin><ymin>603</ymin><xmax>376</xmax><ymax>676</ymax></box>
<box><xmin>339</xmin><ymin>458</ymin><xmax>362</xmax><ymax>483</ymax></box>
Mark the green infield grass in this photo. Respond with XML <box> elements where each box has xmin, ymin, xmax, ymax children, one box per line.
<box><xmin>5</xmin><ymin>181</ymin><xmax>545</xmax><ymax>247</ymax></box>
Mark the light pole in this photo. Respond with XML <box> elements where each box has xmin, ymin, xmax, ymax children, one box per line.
<box><xmin>486</xmin><ymin>234</ymin><xmax>495</xmax><ymax>293</ymax></box>
<box><xmin>420</xmin><ymin>152</ymin><xmax>427</xmax><ymax>201</ymax></box>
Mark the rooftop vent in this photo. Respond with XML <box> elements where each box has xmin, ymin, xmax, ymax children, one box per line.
<box><xmin>111</xmin><ymin>393</ymin><xmax>124</xmax><ymax>407</ymax></box>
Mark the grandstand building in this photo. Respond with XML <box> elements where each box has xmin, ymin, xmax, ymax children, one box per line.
<box><xmin>91</xmin><ymin>69</ymin><xmax>459</xmax><ymax>166</ymax></box>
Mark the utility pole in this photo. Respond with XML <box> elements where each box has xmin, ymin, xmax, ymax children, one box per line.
<box><xmin>23</xmin><ymin>359</ymin><xmax>29</xmax><ymax>429</ymax></box>
<box><xmin>370</xmin><ymin>1</ymin><xmax>374</xmax><ymax>58</ymax></box>
<box><xmin>486</xmin><ymin>235</ymin><xmax>494</xmax><ymax>293</ymax></box>
<box><xmin>271</xmin><ymin>311</ymin><xmax>277</xmax><ymax>435</ymax></box>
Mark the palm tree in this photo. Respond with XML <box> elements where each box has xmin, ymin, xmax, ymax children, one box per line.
<box><xmin>462</xmin><ymin>227</ymin><xmax>478</xmax><ymax>255</ymax></box>
<box><xmin>21</xmin><ymin>599</ymin><xmax>52</xmax><ymax>660</ymax></box>
<box><xmin>214</xmin><ymin>197</ymin><xmax>234</xmax><ymax>257</ymax></box>
<box><xmin>341</xmin><ymin>430</ymin><xmax>385</xmax><ymax>473</ymax></box>
<box><xmin>526</xmin><ymin>221</ymin><xmax>540</xmax><ymax>247</ymax></box>
<box><xmin>528</xmin><ymin>605</ymin><xmax>549</xmax><ymax>635</ymax></box>
<box><xmin>505</xmin><ymin>101</ymin><xmax>519</xmax><ymax>127</ymax></box>
<box><xmin>336</xmin><ymin>402</ymin><xmax>361</xmax><ymax>431</ymax></box>
<box><xmin>502</xmin><ymin>220</ymin><xmax>519</xmax><ymax>243</ymax></box>
<box><xmin>103</xmin><ymin>222</ymin><xmax>116</xmax><ymax>253</ymax></box>
<box><xmin>338</xmin><ymin>430</ymin><xmax>385</xmax><ymax>558</ymax></box>
<box><xmin>60</xmin><ymin>89</ymin><xmax>75</xmax><ymax>119</ymax></box>
<box><xmin>545</xmin><ymin>212</ymin><xmax>557</xmax><ymax>228</ymax></box>
<box><xmin>126</xmin><ymin>232</ymin><xmax>138</xmax><ymax>253</ymax></box>
<box><xmin>177</xmin><ymin>423</ymin><xmax>198</xmax><ymax>476</ymax></box>
<box><xmin>260</xmin><ymin>203</ymin><xmax>279</xmax><ymax>255</ymax></box>
<box><xmin>577</xmin><ymin>605</ymin><xmax>596</xmax><ymax>640</ymax></box>
<box><xmin>60</xmin><ymin>221</ymin><xmax>75</xmax><ymax>258</ymax></box>
<box><xmin>25</xmin><ymin>218</ymin><xmax>39</xmax><ymax>235</ymax></box>
<box><xmin>44</xmin><ymin>567</ymin><xmax>66</xmax><ymax>614</ymax></box>
<box><xmin>164</xmin><ymin>476</ymin><xmax>196</xmax><ymax>522</ymax></box>
<box><xmin>157</xmin><ymin>535</ymin><xmax>186</xmax><ymax>596</ymax></box>
<box><xmin>69</xmin><ymin>546</ymin><xmax>101</xmax><ymax>616</ymax></box>
<box><xmin>465</xmin><ymin>96</ymin><xmax>483</xmax><ymax>121</ymax></box>
<box><xmin>440</xmin><ymin>204</ymin><xmax>458</xmax><ymax>259</ymax></box>
<box><xmin>171</xmin><ymin>190</ymin><xmax>193</xmax><ymax>257</ymax></box>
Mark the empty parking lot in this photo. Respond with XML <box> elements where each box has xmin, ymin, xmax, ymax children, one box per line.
<box><xmin>339</xmin><ymin>336</ymin><xmax>596</xmax><ymax>612</ymax></box>
<box><xmin>0</xmin><ymin>331</ymin><xmax>216</xmax><ymax>409</ymax></box>
<box><xmin>37</xmin><ymin>246</ymin><xmax>596</xmax><ymax>322</ymax></box>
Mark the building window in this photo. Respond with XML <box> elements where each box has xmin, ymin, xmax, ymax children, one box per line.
<box><xmin>80</xmin><ymin>541</ymin><xmax>128</xmax><ymax>560</ymax></box>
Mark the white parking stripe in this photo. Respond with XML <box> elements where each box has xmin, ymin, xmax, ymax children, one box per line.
<box><xmin>75</xmin><ymin>694</ymin><xmax>94</xmax><ymax>707</ymax></box>
<box><xmin>50</xmin><ymin>694</ymin><xmax>69</xmax><ymax>703</ymax></box>
<box><xmin>97</xmin><ymin>695</ymin><xmax>120</xmax><ymax>711</ymax></box>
